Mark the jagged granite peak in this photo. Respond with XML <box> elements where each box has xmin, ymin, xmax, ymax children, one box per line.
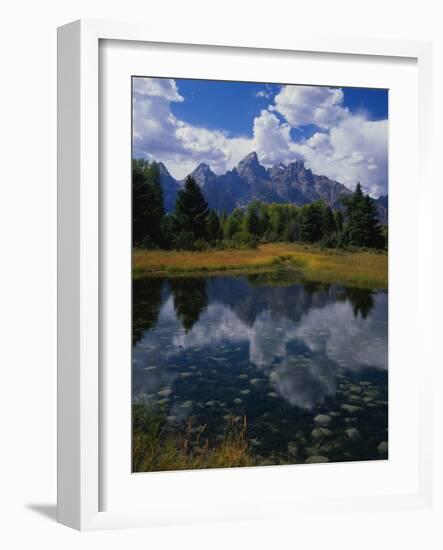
<box><xmin>152</xmin><ymin>161</ymin><xmax>180</xmax><ymax>212</ymax></box>
<box><xmin>155</xmin><ymin>161</ymin><xmax>172</xmax><ymax>177</ymax></box>
<box><xmin>236</xmin><ymin>151</ymin><xmax>269</xmax><ymax>185</ymax></box>
<box><xmin>190</xmin><ymin>162</ymin><xmax>217</xmax><ymax>187</ymax></box>
<box><xmin>154</xmin><ymin>152</ymin><xmax>387</xmax><ymax>224</ymax></box>
<box><xmin>238</xmin><ymin>151</ymin><xmax>260</xmax><ymax>165</ymax></box>
<box><xmin>268</xmin><ymin>162</ymin><xmax>287</xmax><ymax>178</ymax></box>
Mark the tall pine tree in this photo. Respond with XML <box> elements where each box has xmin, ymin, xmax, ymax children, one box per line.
<box><xmin>344</xmin><ymin>182</ymin><xmax>383</xmax><ymax>248</ymax></box>
<box><xmin>207</xmin><ymin>209</ymin><xmax>223</xmax><ymax>244</ymax></box>
<box><xmin>300</xmin><ymin>202</ymin><xmax>324</xmax><ymax>243</ymax></box>
<box><xmin>146</xmin><ymin>163</ymin><xmax>165</xmax><ymax>245</ymax></box>
<box><xmin>334</xmin><ymin>210</ymin><xmax>344</xmax><ymax>232</ymax></box>
<box><xmin>245</xmin><ymin>203</ymin><xmax>261</xmax><ymax>236</ymax></box>
<box><xmin>132</xmin><ymin>159</ymin><xmax>165</xmax><ymax>247</ymax></box>
<box><xmin>322</xmin><ymin>205</ymin><xmax>337</xmax><ymax>235</ymax></box>
<box><xmin>174</xmin><ymin>176</ymin><xmax>210</xmax><ymax>240</ymax></box>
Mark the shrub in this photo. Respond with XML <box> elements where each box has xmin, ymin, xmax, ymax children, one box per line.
<box><xmin>174</xmin><ymin>231</ymin><xmax>195</xmax><ymax>250</ymax></box>
<box><xmin>193</xmin><ymin>239</ymin><xmax>209</xmax><ymax>252</ymax></box>
<box><xmin>140</xmin><ymin>235</ymin><xmax>158</xmax><ymax>249</ymax></box>
<box><xmin>232</xmin><ymin>231</ymin><xmax>258</xmax><ymax>249</ymax></box>
<box><xmin>319</xmin><ymin>233</ymin><xmax>338</xmax><ymax>249</ymax></box>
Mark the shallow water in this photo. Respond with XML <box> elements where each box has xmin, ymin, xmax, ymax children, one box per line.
<box><xmin>132</xmin><ymin>275</ymin><xmax>388</xmax><ymax>466</ymax></box>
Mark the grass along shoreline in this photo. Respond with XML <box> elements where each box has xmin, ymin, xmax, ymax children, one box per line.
<box><xmin>133</xmin><ymin>405</ymin><xmax>255</xmax><ymax>472</ymax></box>
<box><xmin>133</xmin><ymin>243</ymin><xmax>387</xmax><ymax>288</ymax></box>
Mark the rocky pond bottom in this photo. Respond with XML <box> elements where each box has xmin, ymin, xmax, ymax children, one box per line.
<box><xmin>132</xmin><ymin>275</ymin><xmax>388</xmax><ymax>470</ymax></box>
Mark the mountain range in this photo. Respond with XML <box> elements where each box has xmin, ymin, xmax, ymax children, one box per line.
<box><xmin>156</xmin><ymin>151</ymin><xmax>388</xmax><ymax>224</ymax></box>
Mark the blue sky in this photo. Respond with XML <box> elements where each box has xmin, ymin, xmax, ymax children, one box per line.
<box><xmin>171</xmin><ymin>79</ymin><xmax>388</xmax><ymax>138</ymax></box>
<box><xmin>133</xmin><ymin>77</ymin><xmax>388</xmax><ymax>196</ymax></box>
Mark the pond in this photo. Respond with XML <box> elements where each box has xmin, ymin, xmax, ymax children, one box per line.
<box><xmin>132</xmin><ymin>275</ymin><xmax>388</xmax><ymax>468</ymax></box>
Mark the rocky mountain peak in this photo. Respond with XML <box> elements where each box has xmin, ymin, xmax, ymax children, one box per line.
<box><xmin>154</xmin><ymin>154</ymin><xmax>387</xmax><ymax>224</ymax></box>
<box><xmin>236</xmin><ymin>151</ymin><xmax>267</xmax><ymax>180</ymax></box>
<box><xmin>155</xmin><ymin>161</ymin><xmax>172</xmax><ymax>178</ymax></box>
<box><xmin>190</xmin><ymin>162</ymin><xmax>216</xmax><ymax>186</ymax></box>
<box><xmin>238</xmin><ymin>151</ymin><xmax>259</xmax><ymax>165</ymax></box>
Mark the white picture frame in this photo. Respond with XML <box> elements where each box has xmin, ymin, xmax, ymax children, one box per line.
<box><xmin>57</xmin><ymin>19</ymin><xmax>433</xmax><ymax>531</ymax></box>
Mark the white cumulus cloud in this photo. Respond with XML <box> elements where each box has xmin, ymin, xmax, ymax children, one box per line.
<box><xmin>133</xmin><ymin>77</ymin><xmax>252</xmax><ymax>178</ymax></box>
<box><xmin>133</xmin><ymin>77</ymin><xmax>184</xmax><ymax>102</ymax></box>
<box><xmin>272</xmin><ymin>85</ymin><xmax>349</xmax><ymax>129</ymax></box>
<box><xmin>264</xmin><ymin>85</ymin><xmax>388</xmax><ymax>195</ymax></box>
<box><xmin>293</xmin><ymin>116</ymin><xmax>388</xmax><ymax>195</ymax></box>
<box><xmin>251</xmin><ymin>109</ymin><xmax>301</xmax><ymax>166</ymax></box>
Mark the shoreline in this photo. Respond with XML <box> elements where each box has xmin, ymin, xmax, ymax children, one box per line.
<box><xmin>133</xmin><ymin>243</ymin><xmax>388</xmax><ymax>289</ymax></box>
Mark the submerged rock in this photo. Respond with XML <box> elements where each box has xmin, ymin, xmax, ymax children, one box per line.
<box><xmin>240</xmin><ymin>389</ymin><xmax>251</xmax><ymax>395</ymax></box>
<box><xmin>311</xmin><ymin>427</ymin><xmax>332</xmax><ymax>439</ymax></box>
<box><xmin>377</xmin><ymin>441</ymin><xmax>388</xmax><ymax>455</ymax></box>
<box><xmin>345</xmin><ymin>428</ymin><xmax>360</xmax><ymax>440</ymax></box>
<box><xmin>341</xmin><ymin>404</ymin><xmax>361</xmax><ymax>414</ymax></box>
<box><xmin>157</xmin><ymin>388</ymin><xmax>172</xmax><ymax>397</ymax></box>
<box><xmin>233</xmin><ymin>398</ymin><xmax>243</xmax><ymax>405</ymax></box>
<box><xmin>314</xmin><ymin>414</ymin><xmax>332</xmax><ymax>427</ymax></box>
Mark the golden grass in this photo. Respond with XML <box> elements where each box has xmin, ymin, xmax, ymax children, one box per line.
<box><xmin>133</xmin><ymin>243</ymin><xmax>387</xmax><ymax>288</ymax></box>
<box><xmin>133</xmin><ymin>413</ymin><xmax>254</xmax><ymax>472</ymax></box>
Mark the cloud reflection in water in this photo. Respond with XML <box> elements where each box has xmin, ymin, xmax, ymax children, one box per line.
<box><xmin>132</xmin><ymin>279</ymin><xmax>387</xmax><ymax>411</ymax></box>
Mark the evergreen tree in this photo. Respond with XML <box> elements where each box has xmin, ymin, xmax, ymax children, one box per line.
<box><xmin>344</xmin><ymin>183</ymin><xmax>383</xmax><ymax>248</ymax></box>
<box><xmin>207</xmin><ymin>209</ymin><xmax>223</xmax><ymax>244</ymax></box>
<box><xmin>245</xmin><ymin>203</ymin><xmax>261</xmax><ymax>237</ymax></box>
<box><xmin>300</xmin><ymin>202</ymin><xmax>324</xmax><ymax>242</ymax></box>
<box><xmin>132</xmin><ymin>159</ymin><xmax>165</xmax><ymax>247</ymax></box>
<box><xmin>132</xmin><ymin>159</ymin><xmax>150</xmax><ymax>246</ymax></box>
<box><xmin>160</xmin><ymin>214</ymin><xmax>177</xmax><ymax>249</ymax></box>
<box><xmin>334</xmin><ymin>210</ymin><xmax>344</xmax><ymax>232</ymax></box>
<box><xmin>174</xmin><ymin>176</ymin><xmax>210</xmax><ymax>240</ymax></box>
<box><xmin>345</xmin><ymin>182</ymin><xmax>367</xmax><ymax>246</ymax></box>
<box><xmin>322</xmin><ymin>205</ymin><xmax>337</xmax><ymax>235</ymax></box>
<box><xmin>361</xmin><ymin>194</ymin><xmax>384</xmax><ymax>248</ymax></box>
<box><xmin>145</xmin><ymin>163</ymin><xmax>165</xmax><ymax>245</ymax></box>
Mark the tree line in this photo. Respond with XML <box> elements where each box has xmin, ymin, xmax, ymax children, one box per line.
<box><xmin>133</xmin><ymin>158</ymin><xmax>387</xmax><ymax>251</ymax></box>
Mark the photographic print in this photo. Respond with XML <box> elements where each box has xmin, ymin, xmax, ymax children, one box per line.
<box><xmin>132</xmin><ymin>77</ymin><xmax>388</xmax><ymax>472</ymax></box>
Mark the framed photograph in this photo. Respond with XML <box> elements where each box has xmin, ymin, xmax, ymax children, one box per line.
<box><xmin>57</xmin><ymin>19</ymin><xmax>433</xmax><ymax>530</ymax></box>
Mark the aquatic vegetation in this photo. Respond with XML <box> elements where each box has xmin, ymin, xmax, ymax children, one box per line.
<box><xmin>133</xmin><ymin>405</ymin><xmax>255</xmax><ymax>472</ymax></box>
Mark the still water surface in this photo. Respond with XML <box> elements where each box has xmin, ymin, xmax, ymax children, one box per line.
<box><xmin>133</xmin><ymin>275</ymin><xmax>388</xmax><ymax>465</ymax></box>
